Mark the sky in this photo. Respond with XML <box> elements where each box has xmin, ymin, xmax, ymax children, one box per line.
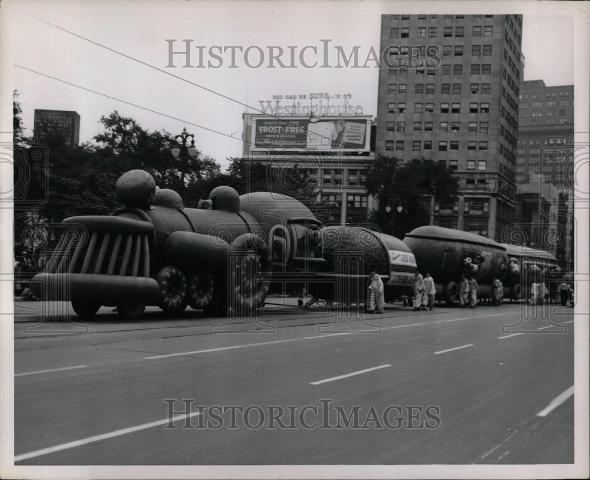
<box><xmin>4</xmin><ymin>1</ymin><xmax>579</xmax><ymax>170</ymax></box>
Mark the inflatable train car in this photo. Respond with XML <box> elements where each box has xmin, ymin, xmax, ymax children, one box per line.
<box><xmin>403</xmin><ymin>226</ymin><xmax>522</xmax><ymax>303</ymax></box>
<box><xmin>500</xmin><ymin>243</ymin><xmax>561</xmax><ymax>300</ymax></box>
<box><xmin>33</xmin><ymin>170</ymin><xmax>417</xmax><ymax>319</ymax></box>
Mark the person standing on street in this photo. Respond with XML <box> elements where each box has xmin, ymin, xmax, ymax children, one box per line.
<box><xmin>468</xmin><ymin>275</ymin><xmax>478</xmax><ymax>308</ymax></box>
<box><xmin>366</xmin><ymin>271</ymin><xmax>384</xmax><ymax>314</ymax></box>
<box><xmin>491</xmin><ymin>278</ymin><xmax>503</xmax><ymax>306</ymax></box>
<box><xmin>459</xmin><ymin>274</ymin><xmax>469</xmax><ymax>307</ymax></box>
<box><xmin>424</xmin><ymin>273</ymin><xmax>436</xmax><ymax>310</ymax></box>
<box><xmin>413</xmin><ymin>272</ymin><xmax>426</xmax><ymax>311</ymax></box>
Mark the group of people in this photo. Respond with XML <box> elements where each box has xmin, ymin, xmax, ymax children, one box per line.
<box><xmin>411</xmin><ymin>272</ymin><xmax>437</xmax><ymax>311</ymax></box>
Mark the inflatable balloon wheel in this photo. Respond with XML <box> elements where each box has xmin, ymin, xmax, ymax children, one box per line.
<box><xmin>227</xmin><ymin>233</ymin><xmax>271</xmax><ymax>316</ymax></box>
<box><xmin>445</xmin><ymin>281</ymin><xmax>458</xmax><ymax>306</ymax></box>
<box><xmin>156</xmin><ymin>265</ymin><xmax>188</xmax><ymax>314</ymax></box>
<box><xmin>187</xmin><ymin>273</ymin><xmax>215</xmax><ymax>310</ymax></box>
<box><xmin>71</xmin><ymin>301</ymin><xmax>101</xmax><ymax>320</ymax></box>
<box><xmin>117</xmin><ymin>299</ymin><xmax>145</xmax><ymax>320</ymax></box>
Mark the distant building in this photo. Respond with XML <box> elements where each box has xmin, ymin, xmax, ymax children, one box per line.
<box><xmin>242</xmin><ymin>113</ymin><xmax>376</xmax><ymax>224</ymax></box>
<box><xmin>33</xmin><ymin>109</ymin><xmax>80</xmax><ymax>146</ymax></box>
<box><xmin>375</xmin><ymin>14</ymin><xmax>523</xmax><ymax>240</ymax></box>
<box><xmin>515</xmin><ymin>80</ymin><xmax>574</xmax><ymax>266</ymax></box>
<box><xmin>516</xmin><ymin>80</ymin><xmax>573</xmax><ymax>187</ymax></box>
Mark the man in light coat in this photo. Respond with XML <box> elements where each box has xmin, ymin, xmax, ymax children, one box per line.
<box><xmin>423</xmin><ymin>273</ymin><xmax>436</xmax><ymax>310</ymax></box>
<box><xmin>413</xmin><ymin>272</ymin><xmax>426</xmax><ymax>311</ymax></box>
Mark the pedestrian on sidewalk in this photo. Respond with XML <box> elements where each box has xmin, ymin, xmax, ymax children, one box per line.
<box><xmin>366</xmin><ymin>271</ymin><xmax>384</xmax><ymax>314</ymax></box>
<box><xmin>424</xmin><ymin>273</ymin><xmax>436</xmax><ymax>310</ymax></box>
<box><xmin>491</xmin><ymin>278</ymin><xmax>503</xmax><ymax>306</ymax></box>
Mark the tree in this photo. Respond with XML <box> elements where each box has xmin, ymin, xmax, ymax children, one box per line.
<box><xmin>13</xmin><ymin>90</ymin><xmax>31</xmax><ymax>146</ymax></box>
<box><xmin>364</xmin><ymin>156</ymin><xmax>458</xmax><ymax>237</ymax></box>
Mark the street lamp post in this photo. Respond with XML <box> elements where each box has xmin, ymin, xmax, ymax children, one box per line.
<box><xmin>171</xmin><ymin>127</ymin><xmax>198</xmax><ymax>195</ymax></box>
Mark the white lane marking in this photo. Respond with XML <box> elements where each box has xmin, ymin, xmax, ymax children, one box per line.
<box><xmin>310</xmin><ymin>364</ymin><xmax>391</xmax><ymax>386</ymax></box>
<box><xmin>15</xmin><ymin>365</ymin><xmax>88</xmax><ymax>377</ymax></box>
<box><xmin>433</xmin><ymin>344</ymin><xmax>474</xmax><ymax>355</ymax></box>
<box><xmin>14</xmin><ymin>411</ymin><xmax>201</xmax><ymax>462</ymax></box>
<box><xmin>537</xmin><ymin>325</ymin><xmax>556</xmax><ymax>331</ymax></box>
<box><xmin>536</xmin><ymin>386</ymin><xmax>575</xmax><ymax>417</ymax></box>
<box><xmin>144</xmin><ymin>332</ymin><xmax>350</xmax><ymax>360</ymax></box>
<box><xmin>497</xmin><ymin>450</ymin><xmax>510</xmax><ymax>461</ymax></box>
<box><xmin>479</xmin><ymin>442</ymin><xmax>503</xmax><ymax>460</ymax></box>
<box><xmin>564</xmin><ymin>320</ymin><xmax>574</xmax><ymax>324</ymax></box>
<box><xmin>498</xmin><ymin>333</ymin><xmax>523</xmax><ymax>340</ymax></box>
<box><xmin>145</xmin><ymin>312</ymin><xmax>508</xmax><ymax>360</ymax></box>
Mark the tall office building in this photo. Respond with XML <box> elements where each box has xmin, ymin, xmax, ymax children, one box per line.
<box><xmin>516</xmin><ymin>80</ymin><xmax>574</xmax><ymax>186</ymax></box>
<box><xmin>515</xmin><ymin>80</ymin><xmax>574</xmax><ymax>263</ymax></box>
<box><xmin>376</xmin><ymin>14</ymin><xmax>523</xmax><ymax>240</ymax></box>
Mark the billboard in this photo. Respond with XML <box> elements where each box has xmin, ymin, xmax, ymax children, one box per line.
<box><xmin>253</xmin><ymin>117</ymin><xmax>370</xmax><ymax>151</ymax></box>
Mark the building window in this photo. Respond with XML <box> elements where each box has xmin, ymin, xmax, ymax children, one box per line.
<box><xmin>414</xmin><ymin>102</ymin><xmax>423</xmax><ymax>113</ymax></box>
<box><xmin>397</xmin><ymin>122</ymin><xmax>406</xmax><ymax>132</ymax></box>
<box><xmin>425</xmin><ymin>103</ymin><xmax>434</xmax><ymax>112</ymax></box>
<box><xmin>427</xmin><ymin>68</ymin><xmax>436</xmax><ymax>76</ymax></box>
<box><xmin>452</xmin><ymin>83</ymin><xmax>462</xmax><ymax>94</ymax></box>
<box><xmin>468</xmin><ymin>141</ymin><xmax>477</xmax><ymax>150</ymax></box>
<box><xmin>479</xmin><ymin>122</ymin><xmax>488</xmax><ymax>133</ymax></box>
<box><xmin>472</xmin><ymin>45</ymin><xmax>482</xmax><ymax>56</ymax></box>
<box><xmin>414</xmin><ymin>121</ymin><xmax>422</xmax><ymax>131</ymax></box>
<box><xmin>415</xmin><ymin>84</ymin><xmax>424</xmax><ymax>94</ymax></box>
<box><xmin>469</xmin><ymin>102</ymin><xmax>478</xmax><ymax>113</ymax></box>
<box><xmin>471</xmin><ymin>64</ymin><xmax>481</xmax><ymax>75</ymax></box>
<box><xmin>412</xmin><ymin>141</ymin><xmax>421</xmax><ymax>151</ymax></box>
<box><xmin>399</xmin><ymin>84</ymin><xmax>407</xmax><ymax>94</ymax></box>
<box><xmin>401</xmin><ymin>15</ymin><xmax>410</xmax><ymax>20</ymax></box>
<box><xmin>401</xmin><ymin>28</ymin><xmax>409</xmax><ymax>38</ymax></box>
<box><xmin>473</xmin><ymin>26</ymin><xmax>482</xmax><ymax>37</ymax></box>
<box><xmin>482</xmin><ymin>64</ymin><xmax>491</xmax><ymax>74</ymax></box>
<box><xmin>483</xmin><ymin>26</ymin><xmax>493</xmax><ymax>37</ymax></box>
<box><xmin>450</xmin><ymin>140</ymin><xmax>459</xmax><ymax>150</ymax></box>
<box><xmin>417</xmin><ymin>27</ymin><xmax>426</xmax><ymax>37</ymax></box>
<box><xmin>442</xmin><ymin>64</ymin><xmax>451</xmax><ymax>75</ymax></box>
<box><xmin>440</xmin><ymin>121</ymin><xmax>448</xmax><ymax>131</ymax></box>
<box><xmin>388</xmin><ymin>84</ymin><xmax>397</xmax><ymax>94</ymax></box>
<box><xmin>449</xmin><ymin>160</ymin><xmax>458</xmax><ymax>171</ymax></box>
<box><xmin>468</xmin><ymin>121</ymin><xmax>477</xmax><ymax>132</ymax></box>
<box><xmin>443</xmin><ymin>46</ymin><xmax>452</xmax><ymax>56</ymax></box>
<box><xmin>441</xmin><ymin>83</ymin><xmax>450</xmax><ymax>94</ymax></box>
<box><xmin>429</xmin><ymin>27</ymin><xmax>437</xmax><ymax>37</ymax></box>
<box><xmin>391</xmin><ymin>28</ymin><xmax>400</xmax><ymax>38</ymax></box>
<box><xmin>444</xmin><ymin>26</ymin><xmax>453</xmax><ymax>37</ymax></box>
<box><xmin>439</xmin><ymin>141</ymin><xmax>448</xmax><ymax>151</ymax></box>
<box><xmin>471</xmin><ymin>83</ymin><xmax>479</xmax><ymax>94</ymax></box>
<box><xmin>455</xmin><ymin>26</ymin><xmax>464</xmax><ymax>37</ymax></box>
<box><xmin>478</xmin><ymin>160</ymin><xmax>487</xmax><ymax>171</ymax></box>
<box><xmin>386</xmin><ymin>121</ymin><xmax>396</xmax><ymax>130</ymax></box>
<box><xmin>483</xmin><ymin>44</ymin><xmax>492</xmax><ymax>55</ymax></box>
<box><xmin>479</xmin><ymin>141</ymin><xmax>488</xmax><ymax>150</ymax></box>
<box><xmin>481</xmin><ymin>83</ymin><xmax>490</xmax><ymax>94</ymax></box>
<box><xmin>387</xmin><ymin>102</ymin><xmax>396</xmax><ymax>112</ymax></box>
<box><xmin>454</xmin><ymin>45</ymin><xmax>463</xmax><ymax>56</ymax></box>
<box><xmin>424</xmin><ymin>122</ymin><xmax>433</xmax><ymax>131</ymax></box>
<box><xmin>396</xmin><ymin>140</ymin><xmax>404</xmax><ymax>151</ymax></box>
<box><xmin>441</xmin><ymin>103</ymin><xmax>449</xmax><ymax>113</ymax></box>
<box><xmin>451</xmin><ymin>122</ymin><xmax>460</xmax><ymax>132</ymax></box>
<box><xmin>424</xmin><ymin>140</ymin><xmax>432</xmax><ymax>150</ymax></box>
<box><xmin>451</xmin><ymin>103</ymin><xmax>461</xmax><ymax>113</ymax></box>
<box><xmin>323</xmin><ymin>169</ymin><xmax>333</xmax><ymax>184</ymax></box>
<box><xmin>398</xmin><ymin>103</ymin><xmax>406</xmax><ymax>113</ymax></box>
<box><xmin>467</xmin><ymin>160</ymin><xmax>475</xmax><ymax>170</ymax></box>
<box><xmin>481</xmin><ymin>102</ymin><xmax>490</xmax><ymax>113</ymax></box>
<box><xmin>453</xmin><ymin>64</ymin><xmax>463</xmax><ymax>75</ymax></box>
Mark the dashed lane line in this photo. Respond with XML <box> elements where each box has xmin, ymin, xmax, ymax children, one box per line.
<box><xmin>433</xmin><ymin>344</ymin><xmax>474</xmax><ymax>355</ymax></box>
<box><xmin>310</xmin><ymin>364</ymin><xmax>391</xmax><ymax>386</ymax></box>
<box><xmin>15</xmin><ymin>365</ymin><xmax>89</xmax><ymax>377</ymax></box>
<box><xmin>536</xmin><ymin>386</ymin><xmax>574</xmax><ymax>417</ymax></box>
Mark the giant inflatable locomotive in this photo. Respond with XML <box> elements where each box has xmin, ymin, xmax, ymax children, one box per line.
<box><xmin>32</xmin><ymin>170</ymin><xmax>417</xmax><ymax>319</ymax></box>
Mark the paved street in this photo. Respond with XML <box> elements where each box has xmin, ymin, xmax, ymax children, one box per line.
<box><xmin>14</xmin><ymin>300</ymin><xmax>574</xmax><ymax>465</ymax></box>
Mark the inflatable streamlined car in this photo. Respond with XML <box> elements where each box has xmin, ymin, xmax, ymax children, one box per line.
<box><xmin>32</xmin><ymin>170</ymin><xmax>417</xmax><ymax>319</ymax></box>
<box><xmin>403</xmin><ymin>225</ymin><xmax>522</xmax><ymax>303</ymax></box>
